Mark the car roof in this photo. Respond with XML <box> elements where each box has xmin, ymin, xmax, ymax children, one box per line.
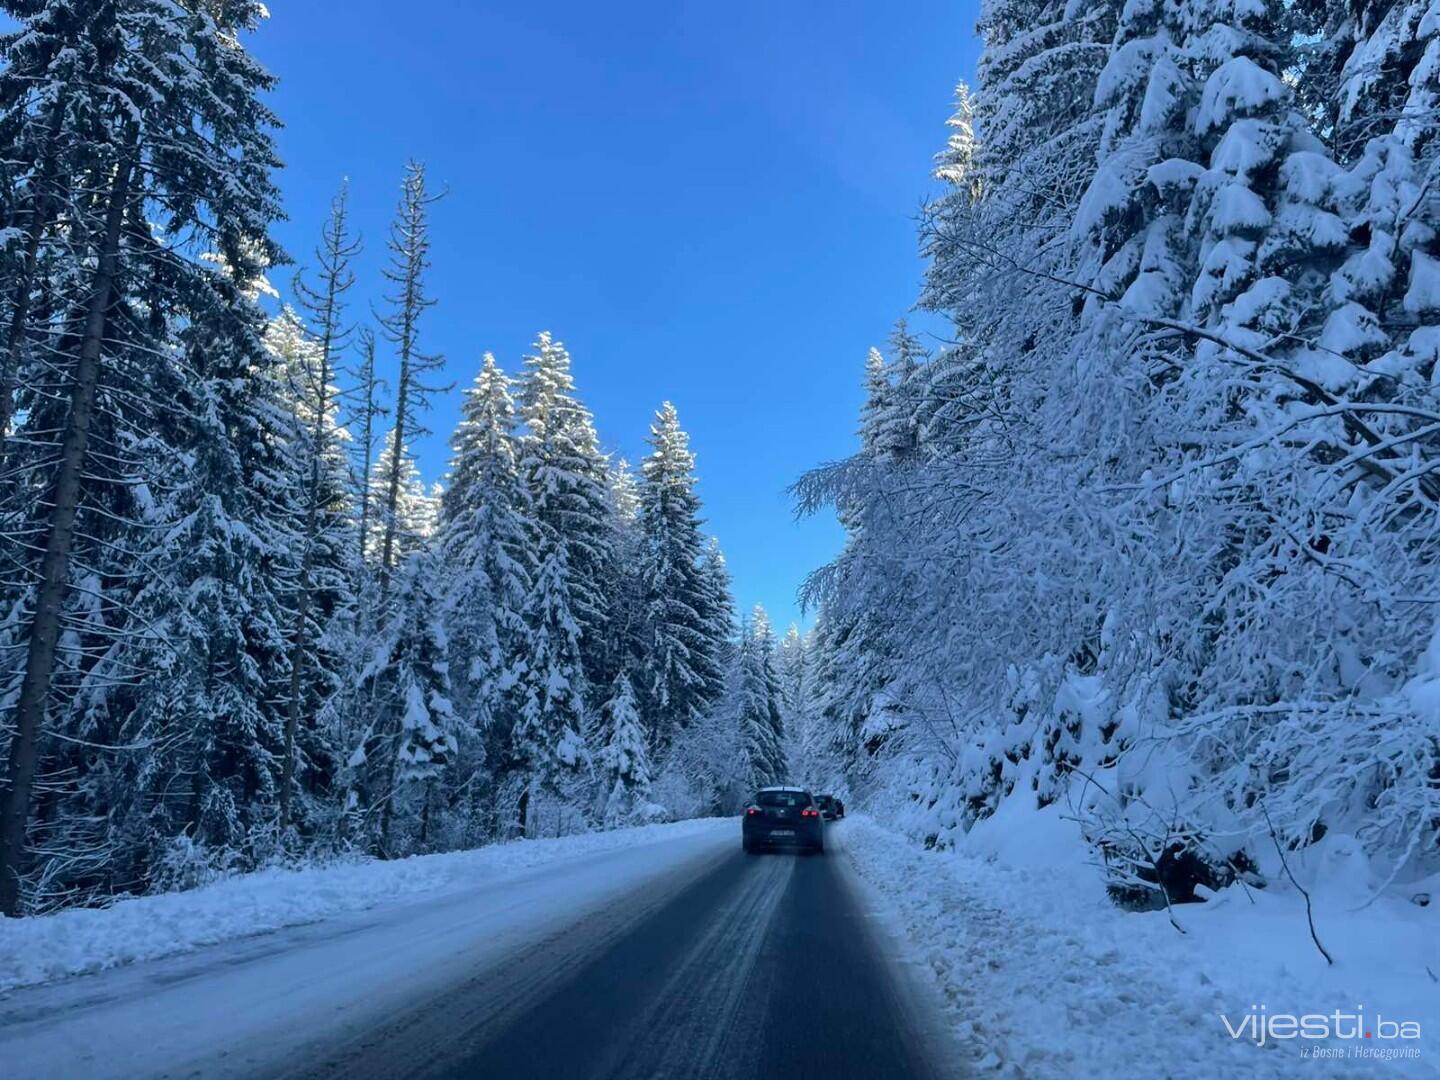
<box><xmin>756</xmin><ymin>785</ymin><xmax>809</xmax><ymax>793</ymax></box>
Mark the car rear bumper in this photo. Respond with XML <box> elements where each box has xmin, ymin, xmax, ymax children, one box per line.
<box><xmin>743</xmin><ymin>823</ymin><xmax>823</xmax><ymax>848</ymax></box>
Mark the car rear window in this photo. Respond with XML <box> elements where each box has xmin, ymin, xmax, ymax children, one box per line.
<box><xmin>756</xmin><ymin>791</ymin><xmax>811</xmax><ymax>808</ymax></box>
<box><xmin>816</xmin><ymin>796</ymin><xmax>834</xmax><ymax>806</ymax></box>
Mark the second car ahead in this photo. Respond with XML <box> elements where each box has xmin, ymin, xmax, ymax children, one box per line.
<box><xmin>742</xmin><ymin>787</ymin><xmax>825</xmax><ymax>854</ymax></box>
<box><xmin>814</xmin><ymin>794</ymin><xmax>844</xmax><ymax>820</ymax></box>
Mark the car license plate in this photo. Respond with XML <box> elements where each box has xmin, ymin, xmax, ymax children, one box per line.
<box><xmin>771</xmin><ymin>829</ymin><xmax>794</xmax><ymax>837</ymax></box>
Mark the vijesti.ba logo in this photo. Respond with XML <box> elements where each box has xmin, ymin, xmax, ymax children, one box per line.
<box><xmin>1221</xmin><ymin>1004</ymin><xmax>1421</xmax><ymax>1049</ymax></box>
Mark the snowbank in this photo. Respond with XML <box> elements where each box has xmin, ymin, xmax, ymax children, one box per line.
<box><xmin>0</xmin><ymin>817</ymin><xmax>725</xmax><ymax>994</ymax></box>
<box><xmin>840</xmin><ymin>809</ymin><xmax>1439</xmax><ymax>1077</ymax></box>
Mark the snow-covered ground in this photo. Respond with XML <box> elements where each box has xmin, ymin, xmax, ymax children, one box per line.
<box><xmin>0</xmin><ymin>817</ymin><xmax>736</xmax><ymax>1078</ymax></box>
<box><xmin>840</xmin><ymin>807</ymin><xmax>1439</xmax><ymax>1078</ymax></box>
<box><xmin>6</xmin><ymin>806</ymin><xmax>1433</xmax><ymax>1079</ymax></box>
<box><xmin>0</xmin><ymin>816</ymin><xmax>727</xmax><ymax>995</ymax></box>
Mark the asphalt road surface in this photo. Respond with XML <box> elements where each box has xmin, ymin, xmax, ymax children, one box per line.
<box><xmin>294</xmin><ymin>844</ymin><xmax>952</xmax><ymax>1080</ymax></box>
<box><xmin>0</xmin><ymin>822</ymin><xmax>961</xmax><ymax>1080</ymax></box>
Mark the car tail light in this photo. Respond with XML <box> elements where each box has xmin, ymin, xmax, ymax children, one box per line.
<box><xmin>746</xmin><ymin>806</ymin><xmax>760</xmax><ymax>816</ymax></box>
<box><xmin>801</xmin><ymin>807</ymin><xmax>819</xmax><ymax>818</ymax></box>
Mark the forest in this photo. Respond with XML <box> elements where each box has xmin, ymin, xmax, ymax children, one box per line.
<box><xmin>791</xmin><ymin>0</ymin><xmax>1440</xmax><ymax>909</ymax></box>
<box><xmin>0</xmin><ymin>3</ymin><xmax>794</xmax><ymax>917</ymax></box>
<box><xmin>2</xmin><ymin>0</ymin><xmax>1438</xmax><ymax>924</ymax></box>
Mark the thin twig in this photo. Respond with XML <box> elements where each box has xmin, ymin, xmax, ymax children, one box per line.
<box><xmin>1260</xmin><ymin>801</ymin><xmax>1333</xmax><ymax>966</ymax></box>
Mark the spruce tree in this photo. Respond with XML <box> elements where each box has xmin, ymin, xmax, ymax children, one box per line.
<box><xmin>596</xmin><ymin>671</ymin><xmax>650</xmax><ymax>824</ymax></box>
<box><xmin>696</xmin><ymin>537</ymin><xmax>738</xmax><ymax>706</ymax></box>
<box><xmin>368</xmin><ymin>429</ymin><xmax>438</xmax><ymax>564</ymax></box>
<box><xmin>511</xmin><ymin>545</ymin><xmax>589</xmax><ymax>834</ymax></box>
<box><xmin>637</xmin><ymin>402</ymin><xmax>715</xmax><ymax>750</ymax></box>
<box><xmin>605</xmin><ymin>459</ymin><xmax>647</xmax><ymax>652</ymax></box>
<box><xmin>517</xmin><ymin>332</ymin><xmax>614</xmax><ymax>694</ymax></box>
<box><xmin>437</xmin><ymin>353</ymin><xmax>531</xmax><ymax>737</ymax></box>
<box><xmin>737</xmin><ymin>605</ymin><xmax>787</xmax><ymax>789</ymax></box>
<box><xmin>0</xmin><ymin>0</ymin><xmax>282</xmax><ymax>915</ymax></box>
<box><xmin>356</xmin><ymin>558</ymin><xmax>456</xmax><ymax>855</ymax></box>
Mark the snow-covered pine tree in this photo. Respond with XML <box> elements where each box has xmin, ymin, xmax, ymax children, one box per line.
<box><xmin>609</xmin><ymin>458</ymin><xmax>642</xmax><ymax>525</ymax></box>
<box><xmin>0</xmin><ymin>9</ymin><xmax>71</xmax><ymax>465</ymax></box>
<box><xmin>636</xmin><ymin>402</ymin><xmax>716</xmax><ymax>751</ymax></box>
<box><xmin>367</xmin><ymin>429</ymin><xmax>439</xmax><ymax>565</ymax></box>
<box><xmin>510</xmin><ymin>544</ymin><xmax>589</xmax><ymax>835</ymax></box>
<box><xmin>604</xmin><ymin>458</ymin><xmax>647</xmax><ymax>659</ymax></box>
<box><xmin>793</xmin><ymin>343</ymin><xmax>913</xmax><ymax>785</ymax></box>
<box><xmin>0</xmin><ymin>0</ymin><xmax>283</xmax><ymax>916</ymax></box>
<box><xmin>934</xmin><ymin>80</ymin><xmax>981</xmax><ymax>199</ymax></box>
<box><xmin>859</xmin><ymin>346</ymin><xmax>892</xmax><ymax>454</ymax></box>
<box><xmin>439</xmin><ymin>353</ymin><xmax>531</xmax><ymax>713</ymax></box>
<box><xmin>696</xmin><ymin>536</ymin><xmax>738</xmax><ymax>707</ymax></box>
<box><xmin>736</xmin><ymin>605</ymin><xmax>787</xmax><ymax>790</ymax></box>
<box><xmin>1067</xmin><ymin>0</ymin><xmax>1440</xmax><ymax>867</ymax></box>
<box><xmin>777</xmin><ymin>623</ymin><xmax>817</xmax><ymax>780</ymax></box>
<box><xmin>517</xmin><ymin>332</ymin><xmax>614</xmax><ymax>696</ymax></box>
<box><xmin>355</xmin><ymin>557</ymin><xmax>457</xmax><ymax>856</ymax></box>
<box><xmin>58</xmin><ymin>251</ymin><xmax>304</xmax><ymax>900</ymax></box>
<box><xmin>595</xmin><ymin>671</ymin><xmax>650</xmax><ymax>825</ymax></box>
<box><xmin>436</xmin><ymin>352</ymin><xmax>532</xmax><ymax>829</ymax></box>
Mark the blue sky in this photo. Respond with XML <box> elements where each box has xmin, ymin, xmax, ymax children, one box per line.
<box><xmin>251</xmin><ymin>1</ymin><xmax>980</xmax><ymax>630</ymax></box>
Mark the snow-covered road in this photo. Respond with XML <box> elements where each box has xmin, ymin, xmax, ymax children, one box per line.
<box><xmin>0</xmin><ymin>819</ymin><xmax>958</xmax><ymax>1079</ymax></box>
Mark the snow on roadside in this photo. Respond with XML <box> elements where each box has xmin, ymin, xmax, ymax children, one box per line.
<box><xmin>0</xmin><ymin>817</ymin><xmax>726</xmax><ymax>995</ymax></box>
<box><xmin>839</xmin><ymin>808</ymin><xmax>1439</xmax><ymax>1078</ymax></box>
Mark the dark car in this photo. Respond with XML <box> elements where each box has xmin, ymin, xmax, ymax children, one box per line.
<box><xmin>814</xmin><ymin>794</ymin><xmax>844</xmax><ymax>820</ymax></box>
<box><xmin>742</xmin><ymin>787</ymin><xmax>824</xmax><ymax>854</ymax></box>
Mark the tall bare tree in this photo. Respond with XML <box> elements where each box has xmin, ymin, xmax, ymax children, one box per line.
<box><xmin>375</xmin><ymin>162</ymin><xmax>446</xmax><ymax>597</ymax></box>
<box><xmin>279</xmin><ymin>183</ymin><xmax>361</xmax><ymax>830</ymax></box>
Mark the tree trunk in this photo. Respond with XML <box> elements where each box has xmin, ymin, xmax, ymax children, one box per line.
<box><xmin>515</xmin><ymin>780</ymin><xmax>530</xmax><ymax>840</ymax></box>
<box><xmin>418</xmin><ymin>781</ymin><xmax>431</xmax><ymax>850</ymax></box>
<box><xmin>378</xmin><ymin>752</ymin><xmax>396</xmax><ymax>858</ymax></box>
<box><xmin>0</xmin><ymin>149</ymin><xmax>135</xmax><ymax>917</ymax></box>
<box><xmin>377</xmin><ymin>375</ymin><xmax>410</xmax><ymax>599</ymax></box>
<box><xmin>278</xmin><ymin>535</ymin><xmax>313</xmax><ymax>831</ymax></box>
<box><xmin>354</xmin><ymin>334</ymin><xmax>379</xmax><ymax>571</ymax></box>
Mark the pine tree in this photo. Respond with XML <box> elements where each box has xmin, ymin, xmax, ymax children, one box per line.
<box><xmin>517</xmin><ymin>332</ymin><xmax>614</xmax><ymax>695</ymax></box>
<box><xmin>696</xmin><ymin>537</ymin><xmax>738</xmax><ymax>706</ymax></box>
<box><xmin>511</xmin><ymin>545</ymin><xmax>589</xmax><ymax>834</ymax></box>
<box><xmin>0</xmin><ymin>0</ymin><xmax>283</xmax><ymax>915</ymax></box>
<box><xmin>368</xmin><ymin>429</ymin><xmax>438</xmax><ymax>565</ymax></box>
<box><xmin>859</xmin><ymin>347</ymin><xmax>892</xmax><ymax>458</ymax></box>
<box><xmin>777</xmin><ymin>623</ymin><xmax>814</xmax><ymax>775</ymax></box>
<box><xmin>934</xmin><ymin>80</ymin><xmax>981</xmax><ymax>200</ymax></box>
<box><xmin>356</xmin><ymin>558</ymin><xmax>456</xmax><ymax>855</ymax></box>
<box><xmin>637</xmin><ymin>402</ymin><xmax>716</xmax><ymax>750</ymax></box>
<box><xmin>600</xmin><ymin>458</ymin><xmax>648</xmax><ymax>704</ymax></box>
<box><xmin>596</xmin><ymin>671</ymin><xmax>650</xmax><ymax>823</ymax></box>
<box><xmin>737</xmin><ymin>605</ymin><xmax>787</xmax><ymax>789</ymax></box>
<box><xmin>80</xmin><ymin>257</ymin><xmax>303</xmax><ymax>890</ymax></box>
<box><xmin>437</xmin><ymin>353</ymin><xmax>531</xmax><ymax>736</ymax></box>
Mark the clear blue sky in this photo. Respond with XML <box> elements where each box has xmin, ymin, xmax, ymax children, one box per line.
<box><xmin>251</xmin><ymin>1</ymin><xmax>980</xmax><ymax>631</ymax></box>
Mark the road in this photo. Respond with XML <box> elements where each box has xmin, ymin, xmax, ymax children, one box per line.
<box><xmin>0</xmin><ymin>821</ymin><xmax>961</xmax><ymax>1080</ymax></box>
